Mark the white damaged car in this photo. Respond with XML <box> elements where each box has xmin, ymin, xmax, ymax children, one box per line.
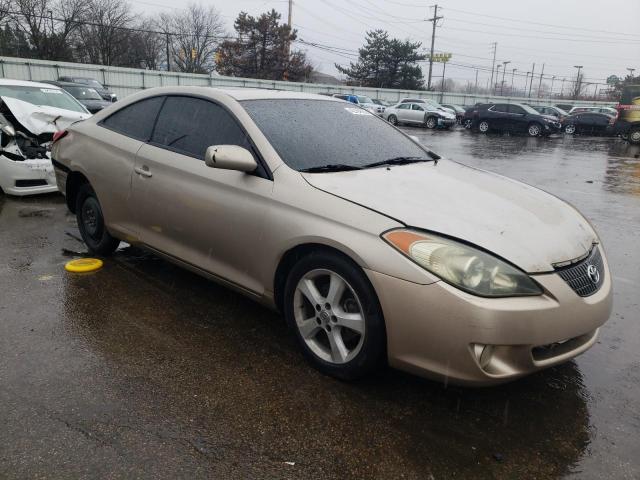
<box><xmin>0</xmin><ymin>79</ymin><xmax>91</xmax><ymax>196</ymax></box>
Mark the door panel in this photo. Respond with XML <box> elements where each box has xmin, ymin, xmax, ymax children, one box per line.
<box><xmin>131</xmin><ymin>144</ymin><xmax>273</xmax><ymax>293</ymax></box>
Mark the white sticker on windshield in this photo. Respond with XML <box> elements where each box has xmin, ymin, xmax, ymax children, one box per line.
<box><xmin>344</xmin><ymin>107</ymin><xmax>372</xmax><ymax>116</ymax></box>
<box><xmin>40</xmin><ymin>88</ymin><xmax>62</xmax><ymax>94</ymax></box>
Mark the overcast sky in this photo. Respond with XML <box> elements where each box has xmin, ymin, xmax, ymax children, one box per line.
<box><xmin>133</xmin><ymin>0</ymin><xmax>640</xmax><ymax>92</ymax></box>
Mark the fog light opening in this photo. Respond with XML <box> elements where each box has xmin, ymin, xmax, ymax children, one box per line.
<box><xmin>473</xmin><ymin>343</ymin><xmax>495</xmax><ymax>370</ymax></box>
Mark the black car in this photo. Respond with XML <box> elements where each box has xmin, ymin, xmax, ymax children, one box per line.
<box><xmin>57</xmin><ymin>76</ymin><xmax>117</xmax><ymax>102</ymax></box>
<box><xmin>441</xmin><ymin>104</ymin><xmax>466</xmax><ymax>124</ymax></box>
<box><xmin>562</xmin><ymin>112</ymin><xmax>615</xmax><ymax>136</ymax></box>
<box><xmin>474</xmin><ymin>103</ymin><xmax>562</xmax><ymax>136</ymax></box>
<box><xmin>42</xmin><ymin>81</ymin><xmax>112</xmax><ymax>113</ymax></box>
<box><xmin>462</xmin><ymin>103</ymin><xmax>492</xmax><ymax>129</ymax></box>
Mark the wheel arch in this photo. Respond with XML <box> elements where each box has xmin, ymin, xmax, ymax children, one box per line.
<box><xmin>273</xmin><ymin>242</ymin><xmax>366</xmax><ymax>313</ymax></box>
<box><xmin>65</xmin><ymin>171</ymin><xmax>91</xmax><ymax>214</ymax></box>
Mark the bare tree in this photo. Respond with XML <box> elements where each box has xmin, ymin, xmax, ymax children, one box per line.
<box><xmin>129</xmin><ymin>19</ymin><xmax>164</xmax><ymax>70</ymax></box>
<box><xmin>10</xmin><ymin>0</ymin><xmax>88</xmax><ymax>60</ymax></box>
<box><xmin>158</xmin><ymin>3</ymin><xmax>225</xmax><ymax>73</ymax></box>
<box><xmin>73</xmin><ymin>0</ymin><xmax>134</xmax><ymax>66</ymax></box>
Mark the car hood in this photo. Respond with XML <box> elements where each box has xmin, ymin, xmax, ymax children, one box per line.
<box><xmin>1</xmin><ymin>96</ymin><xmax>90</xmax><ymax>135</ymax></box>
<box><xmin>80</xmin><ymin>99</ymin><xmax>111</xmax><ymax>111</ymax></box>
<box><xmin>302</xmin><ymin>161</ymin><xmax>596</xmax><ymax>273</ymax></box>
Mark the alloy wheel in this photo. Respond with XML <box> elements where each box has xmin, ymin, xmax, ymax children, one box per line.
<box><xmin>630</xmin><ymin>129</ymin><xmax>640</xmax><ymax>144</ymax></box>
<box><xmin>528</xmin><ymin>124</ymin><xmax>541</xmax><ymax>136</ymax></box>
<box><xmin>425</xmin><ymin>117</ymin><xmax>437</xmax><ymax>129</ymax></box>
<box><xmin>293</xmin><ymin>269</ymin><xmax>366</xmax><ymax>364</ymax></box>
<box><xmin>388</xmin><ymin>115</ymin><xmax>398</xmax><ymax>125</ymax></box>
<box><xmin>479</xmin><ymin>121</ymin><xmax>489</xmax><ymax>133</ymax></box>
<box><xmin>565</xmin><ymin>124</ymin><xmax>576</xmax><ymax>134</ymax></box>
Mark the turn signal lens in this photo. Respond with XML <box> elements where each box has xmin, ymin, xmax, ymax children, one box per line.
<box><xmin>383</xmin><ymin>229</ymin><xmax>543</xmax><ymax>297</ymax></box>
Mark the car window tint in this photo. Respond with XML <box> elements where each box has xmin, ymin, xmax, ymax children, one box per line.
<box><xmin>411</xmin><ymin>104</ymin><xmax>423</xmax><ymax>111</ymax></box>
<box><xmin>493</xmin><ymin>104</ymin><xmax>509</xmax><ymax>113</ymax></box>
<box><xmin>398</xmin><ymin>104</ymin><xmax>410</xmax><ymax>110</ymax></box>
<box><xmin>509</xmin><ymin>105</ymin><xmax>525</xmax><ymax>114</ymax></box>
<box><xmin>101</xmin><ymin>96</ymin><xmax>164</xmax><ymax>140</ymax></box>
<box><xmin>151</xmin><ymin>96</ymin><xmax>253</xmax><ymax>160</ymax></box>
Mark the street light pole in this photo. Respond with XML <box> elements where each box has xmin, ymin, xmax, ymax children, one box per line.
<box><xmin>511</xmin><ymin>68</ymin><xmax>516</xmax><ymax>95</ymax></box>
<box><xmin>573</xmin><ymin>65</ymin><xmax>583</xmax><ymax>99</ymax></box>
<box><xmin>426</xmin><ymin>5</ymin><xmax>443</xmax><ymax>90</ymax></box>
<box><xmin>500</xmin><ymin>60</ymin><xmax>510</xmax><ymax>96</ymax></box>
<box><xmin>628</xmin><ymin>67</ymin><xmax>636</xmax><ymax>78</ymax></box>
<box><xmin>495</xmin><ymin>64</ymin><xmax>502</xmax><ymax>94</ymax></box>
<box><xmin>550</xmin><ymin>76</ymin><xmax>556</xmax><ymax>97</ymax></box>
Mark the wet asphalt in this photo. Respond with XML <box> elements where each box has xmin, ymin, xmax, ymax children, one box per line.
<box><xmin>1</xmin><ymin>128</ymin><xmax>639</xmax><ymax>479</ymax></box>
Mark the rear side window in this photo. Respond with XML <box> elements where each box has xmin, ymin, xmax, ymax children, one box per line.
<box><xmin>101</xmin><ymin>96</ymin><xmax>164</xmax><ymax>141</ymax></box>
<box><xmin>151</xmin><ymin>96</ymin><xmax>253</xmax><ymax>160</ymax></box>
<box><xmin>509</xmin><ymin>105</ymin><xmax>525</xmax><ymax>114</ymax></box>
<box><xmin>492</xmin><ymin>104</ymin><xmax>509</xmax><ymax>113</ymax></box>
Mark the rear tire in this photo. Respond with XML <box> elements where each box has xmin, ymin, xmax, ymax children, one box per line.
<box><xmin>629</xmin><ymin>127</ymin><xmax>640</xmax><ymax>145</ymax></box>
<box><xmin>478</xmin><ymin>120</ymin><xmax>490</xmax><ymax>133</ymax></box>
<box><xmin>564</xmin><ymin>124</ymin><xmax>576</xmax><ymax>135</ymax></box>
<box><xmin>76</xmin><ymin>183</ymin><xmax>120</xmax><ymax>255</ymax></box>
<box><xmin>283</xmin><ymin>251</ymin><xmax>386</xmax><ymax>381</ymax></box>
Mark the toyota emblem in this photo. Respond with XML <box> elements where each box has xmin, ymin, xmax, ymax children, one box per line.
<box><xmin>587</xmin><ymin>264</ymin><xmax>600</xmax><ymax>284</ymax></box>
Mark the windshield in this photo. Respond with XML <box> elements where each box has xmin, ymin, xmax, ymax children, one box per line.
<box><xmin>357</xmin><ymin>96</ymin><xmax>374</xmax><ymax>104</ymax></box>
<box><xmin>65</xmin><ymin>86</ymin><xmax>103</xmax><ymax>101</ymax></box>
<box><xmin>519</xmin><ymin>104</ymin><xmax>540</xmax><ymax>115</ymax></box>
<box><xmin>242</xmin><ymin>99</ymin><xmax>431</xmax><ymax>171</ymax></box>
<box><xmin>0</xmin><ymin>85</ymin><xmax>87</xmax><ymax>113</ymax></box>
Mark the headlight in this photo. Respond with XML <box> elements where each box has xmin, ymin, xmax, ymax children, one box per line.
<box><xmin>383</xmin><ymin>229</ymin><xmax>543</xmax><ymax>297</ymax></box>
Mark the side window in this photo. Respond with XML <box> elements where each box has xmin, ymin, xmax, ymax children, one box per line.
<box><xmin>411</xmin><ymin>104</ymin><xmax>424</xmax><ymax>111</ymax></box>
<box><xmin>101</xmin><ymin>96</ymin><xmax>164</xmax><ymax>141</ymax></box>
<box><xmin>151</xmin><ymin>96</ymin><xmax>253</xmax><ymax>160</ymax></box>
<box><xmin>492</xmin><ymin>104</ymin><xmax>509</xmax><ymax>113</ymax></box>
<box><xmin>509</xmin><ymin>105</ymin><xmax>525</xmax><ymax>114</ymax></box>
<box><xmin>397</xmin><ymin>104</ymin><xmax>410</xmax><ymax>110</ymax></box>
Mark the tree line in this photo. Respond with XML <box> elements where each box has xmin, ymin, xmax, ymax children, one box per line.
<box><xmin>0</xmin><ymin>0</ymin><xmax>313</xmax><ymax>81</ymax></box>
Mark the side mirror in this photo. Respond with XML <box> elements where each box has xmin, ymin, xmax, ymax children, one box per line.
<box><xmin>205</xmin><ymin>145</ymin><xmax>257</xmax><ymax>172</ymax></box>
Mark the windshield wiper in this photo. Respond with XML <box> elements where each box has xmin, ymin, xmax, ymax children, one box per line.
<box><xmin>362</xmin><ymin>156</ymin><xmax>438</xmax><ymax>169</ymax></box>
<box><xmin>300</xmin><ymin>164</ymin><xmax>363</xmax><ymax>173</ymax></box>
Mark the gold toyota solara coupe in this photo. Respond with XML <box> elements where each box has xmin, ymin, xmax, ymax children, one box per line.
<box><xmin>52</xmin><ymin>87</ymin><xmax>613</xmax><ymax>386</ymax></box>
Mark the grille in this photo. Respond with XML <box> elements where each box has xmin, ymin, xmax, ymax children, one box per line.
<box><xmin>556</xmin><ymin>246</ymin><xmax>604</xmax><ymax>297</ymax></box>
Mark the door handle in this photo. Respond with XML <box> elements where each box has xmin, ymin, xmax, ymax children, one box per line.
<box><xmin>134</xmin><ymin>166</ymin><xmax>152</xmax><ymax>178</ymax></box>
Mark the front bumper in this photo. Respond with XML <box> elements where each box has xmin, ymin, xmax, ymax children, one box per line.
<box><xmin>437</xmin><ymin>117</ymin><xmax>456</xmax><ymax>127</ymax></box>
<box><xmin>0</xmin><ymin>156</ymin><xmax>58</xmax><ymax>196</ymax></box>
<box><xmin>365</xmin><ymin>248</ymin><xmax>612</xmax><ymax>386</ymax></box>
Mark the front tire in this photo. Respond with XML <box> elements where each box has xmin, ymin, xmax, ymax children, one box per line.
<box><xmin>425</xmin><ymin>116</ymin><xmax>438</xmax><ymax>129</ymax></box>
<box><xmin>387</xmin><ymin>114</ymin><xmax>398</xmax><ymax>126</ymax></box>
<box><xmin>75</xmin><ymin>183</ymin><xmax>120</xmax><ymax>255</ymax></box>
<box><xmin>283</xmin><ymin>251</ymin><xmax>386</xmax><ymax>380</ymax></box>
<box><xmin>478</xmin><ymin>120</ymin><xmax>490</xmax><ymax>133</ymax></box>
<box><xmin>528</xmin><ymin>122</ymin><xmax>542</xmax><ymax>137</ymax></box>
<box><xmin>564</xmin><ymin>124</ymin><xmax>576</xmax><ymax>134</ymax></box>
<box><xmin>629</xmin><ymin>127</ymin><xmax>640</xmax><ymax>145</ymax></box>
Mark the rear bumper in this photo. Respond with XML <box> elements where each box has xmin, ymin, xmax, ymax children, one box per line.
<box><xmin>365</xmin><ymin>249</ymin><xmax>612</xmax><ymax>386</ymax></box>
<box><xmin>0</xmin><ymin>156</ymin><xmax>58</xmax><ymax>196</ymax></box>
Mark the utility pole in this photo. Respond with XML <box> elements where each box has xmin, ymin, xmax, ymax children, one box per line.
<box><xmin>500</xmin><ymin>60</ymin><xmax>510</xmax><ymax>96</ymax></box>
<box><xmin>511</xmin><ymin>68</ymin><xmax>516</xmax><ymax>94</ymax></box>
<box><xmin>474</xmin><ymin>68</ymin><xmax>478</xmax><ymax>93</ymax></box>
<box><xmin>165</xmin><ymin>33</ymin><xmax>171</xmax><ymax>72</ymax></box>
<box><xmin>528</xmin><ymin>63</ymin><xmax>535</xmax><ymax>98</ymax></box>
<box><xmin>561</xmin><ymin>77</ymin><xmax>566</xmax><ymax>98</ymax></box>
<box><xmin>495</xmin><ymin>64</ymin><xmax>502</xmax><ymax>94</ymax></box>
<box><xmin>573</xmin><ymin>65</ymin><xmax>583</xmax><ymax>99</ymax></box>
<box><xmin>489</xmin><ymin>42</ymin><xmax>497</xmax><ymax>93</ymax></box>
<box><xmin>288</xmin><ymin>0</ymin><xmax>293</xmax><ymax>27</ymax></box>
<box><xmin>550</xmin><ymin>76</ymin><xmax>556</xmax><ymax>97</ymax></box>
<box><xmin>628</xmin><ymin>67</ymin><xmax>636</xmax><ymax>78</ymax></box>
<box><xmin>440</xmin><ymin>60</ymin><xmax>447</xmax><ymax>103</ymax></box>
<box><xmin>283</xmin><ymin>0</ymin><xmax>293</xmax><ymax>80</ymax></box>
<box><xmin>426</xmin><ymin>4</ymin><xmax>443</xmax><ymax>90</ymax></box>
<box><xmin>537</xmin><ymin>63</ymin><xmax>545</xmax><ymax>98</ymax></box>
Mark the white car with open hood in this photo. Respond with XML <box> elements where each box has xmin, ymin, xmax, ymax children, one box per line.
<box><xmin>0</xmin><ymin>79</ymin><xmax>91</xmax><ymax>196</ymax></box>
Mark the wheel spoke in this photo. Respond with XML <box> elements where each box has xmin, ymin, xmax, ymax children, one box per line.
<box><xmin>334</xmin><ymin>310</ymin><xmax>365</xmax><ymax>334</ymax></box>
<box><xmin>328</xmin><ymin>328</ymin><xmax>349</xmax><ymax>363</ymax></box>
<box><xmin>326</xmin><ymin>273</ymin><xmax>346</xmax><ymax>306</ymax></box>
<box><xmin>298</xmin><ymin>278</ymin><xmax>324</xmax><ymax>307</ymax></box>
<box><xmin>298</xmin><ymin>316</ymin><xmax>321</xmax><ymax>339</ymax></box>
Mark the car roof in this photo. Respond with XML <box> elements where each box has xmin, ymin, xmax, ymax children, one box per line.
<box><xmin>194</xmin><ymin>87</ymin><xmax>345</xmax><ymax>102</ymax></box>
<box><xmin>43</xmin><ymin>80</ymin><xmax>89</xmax><ymax>88</ymax></box>
<box><xmin>0</xmin><ymin>78</ymin><xmax>63</xmax><ymax>89</ymax></box>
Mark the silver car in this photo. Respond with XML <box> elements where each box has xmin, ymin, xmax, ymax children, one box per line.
<box><xmin>52</xmin><ymin>87</ymin><xmax>612</xmax><ymax>386</ymax></box>
<box><xmin>384</xmin><ymin>102</ymin><xmax>457</xmax><ymax>129</ymax></box>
